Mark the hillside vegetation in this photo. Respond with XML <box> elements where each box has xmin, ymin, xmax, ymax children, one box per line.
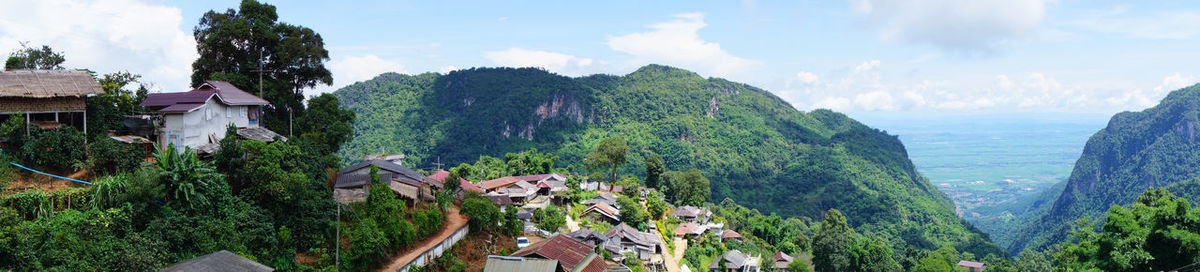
<box><xmin>335</xmin><ymin>65</ymin><xmax>1002</xmax><ymax>255</ymax></box>
<box><xmin>1009</xmin><ymin>83</ymin><xmax>1200</xmax><ymax>253</ymax></box>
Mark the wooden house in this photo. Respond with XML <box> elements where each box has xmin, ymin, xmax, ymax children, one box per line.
<box><xmin>708</xmin><ymin>250</ymin><xmax>761</xmax><ymax>272</ymax></box>
<box><xmin>0</xmin><ymin>70</ymin><xmax>102</xmax><ymax>135</ymax></box>
<box><xmin>602</xmin><ymin>223</ymin><xmax>663</xmax><ymax>261</ymax></box>
<box><xmin>140</xmin><ymin>80</ymin><xmax>279</xmax><ymax>154</ymax></box>
<box><xmin>333</xmin><ymin>159</ymin><xmax>438</xmax><ymax>204</ymax></box>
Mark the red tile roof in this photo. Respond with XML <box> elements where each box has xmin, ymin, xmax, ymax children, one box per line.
<box><xmin>512</xmin><ymin>234</ymin><xmax>604</xmax><ymax>272</ymax></box>
<box><xmin>722</xmin><ymin>229</ymin><xmax>743</xmax><ymax>239</ymax></box>
<box><xmin>674</xmin><ymin>223</ymin><xmax>703</xmax><ymax>236</ymax></box>
<box><xmin>461</xmin><ymin>182</ymin><xmax>485</xmax><ymax>193</ymax></box>
<box><xmin>428</xmin><ymin>170</ymin><xmax>468</xmax><ymax>185</ymax></box>
<box><xmin>479</xmin><ymin>177</ymin><xmax>523</xmax><ymax>190</ymax></box>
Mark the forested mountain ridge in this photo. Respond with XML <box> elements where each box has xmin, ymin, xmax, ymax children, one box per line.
<box><xmin>335</xmin><ymin>65</ymin><xmax>1003</xmax><ymax>255</ymax></box>
<box><xmin>1009</xmin><ymin>83</ymin><xmax>1200</xmax><ymax>254</ymax></box>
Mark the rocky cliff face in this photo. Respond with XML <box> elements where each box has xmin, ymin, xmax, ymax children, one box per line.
<box><xmin>1010</xmin><ymin>83</ymin><xmax>1200</xmax><ymax>253</ymax></box>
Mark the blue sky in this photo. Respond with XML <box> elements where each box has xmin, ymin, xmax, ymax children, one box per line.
<box><xmin>3</xmin><ymin>0</ymin><xmax>1199</xmax><ymax>117</ymax></box>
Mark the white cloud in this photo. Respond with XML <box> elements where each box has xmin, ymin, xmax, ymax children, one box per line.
<box><xmin>780</xmin><ymin>60</ymin><xmax>1197</xmax><ymax>113</ymax></box>
<box><xmin>0</xmin><ymin>0</ymin><xmax>197</xmax><ymax>91</ymax></box>
<box><xmin>1073</xmin><ymin>10</ymin><xmax>1200</xmax><ymax>39</ymax></box>
<box><xmin>796</xmin><ymin>71</ymin><xmax>819</xmax><ymax>85</ymax></box>
<box><xmin>849</xmin><ymin>0</ymin><xmax>1048</xmax><ymax>54</ymax></box>
<box><xmin>441</xmin><ymin>65</ymin><xmax>460</xmax><ymax>74</ymax></box>
<box><xmin>483</xmin><ymin>47</ymin><xmax>595</xmax><ymax>76</ymax></box>
<box><xmin>316</xmin><ymin>54</ymin><xmax>407</xmax><ymax>97</ymax></box>
<box><xmin>607</xmin><ymin>12</ymin><xmax>760</xmax><ymax>78</ymax></box>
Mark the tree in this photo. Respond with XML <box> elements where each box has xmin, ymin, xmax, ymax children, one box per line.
<box><xmin>504</xmin><ymin>148</ymin><xmax>557</xmax><ymax>176</ymax></box>
<box><xmin>297</xmin><ymin>93</ymin><xmax>355</xmax><ymax>154</ymax></box>
<box><xmin>1054</xmin><ymin>188</ymin><xmax>1200</xmax><ymax>271</ymax></box>
<box><xmin>5</xmin><ymin>43</ymin><xmax>64</xmax><ymax>70</ymax></box>
<box><xmin>646</xmin><ymin>191</ymin><xmax>667</xmax><ymax>220</ymax></box>
<box><xmin>535</xmin><ymin>205</ymin><xmax>566</xmax><ymax>232</ymax></box>
<box><xmin>787</xmin><ymin>259</ymin><xmax>811</xmax><ymax>272</ymax></box>
<box><xmin>644</xmin><ymin>152</ymin><xmax>664</xmax><ymax>189</ymax></box>
<box><xmin>584</xmin><ymin>137</ymin><xmax>629</xmax><ymax>182</ymax></box>
<box><xmin>668</xmin><ymin>169</ymin><xmax>710</xmax><ymax>206</ymax></box>
<box><xmin>442</xmin><ymin>171</ymin><xmax>462</xmax><ymax>193</ymax></box>
<box><xmin>1015</xmin><ymin>249</ymin><xmax>1052</xmax><ymax>272</ymax></box>
<box><xmin>462</xmin><ymin>194</ymin><xmax>502</xmax><ymax>232</ymax></box>
<box><xmin>87</xmin><ymin>71</ymin><xmax>146</xmax><ymax>137</ymax></box>
<box><xmin>192</xmin><ymin>0</ymin><xmax>332</xmax><ymax>135</ymax></box>
<box><xmin>812</xmin><ymin>209</ymin><xmax>854</xmax><ymax>272</ymax></box>
<box><xmin>617</xmin><ymin>196</ymin><xmax>648</xmax><ymax>230</ymax></box>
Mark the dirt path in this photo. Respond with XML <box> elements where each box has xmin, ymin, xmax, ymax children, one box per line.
<box><xmin>379</xmin><ymin>205</ymin><xmax>469</xmax><ymax>272</ymax></box>
<box><xmin>565</xmin><ymin>206</ymin><xmax>581</xmax><ymax>232</ymax></box>
<box><xmin>653</xmin><ymin>221</ymin><xmax>685</xmax><ymax>272</ymax></box>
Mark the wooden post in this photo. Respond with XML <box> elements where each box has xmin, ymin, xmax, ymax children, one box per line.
<box><xmin>24</xmin><ymin>112</ymin><xmax>29</xmax><ymax>135</ymax></box>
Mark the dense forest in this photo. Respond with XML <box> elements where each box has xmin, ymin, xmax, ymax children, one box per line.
<box><xmin>334</xmin><ymin>65</ymin><xmax>1004</xmax><ymax>256</ymax></box>
<box><xmin>1007</xmin><ymin>83</ymin><xmax>1200</xmax><ymax>254</ymax></box>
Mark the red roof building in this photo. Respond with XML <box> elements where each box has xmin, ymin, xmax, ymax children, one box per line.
<box><xmin>511</xmin><ymin>234</ymin><xmax>606</xmax><ymax>272</ymax></box>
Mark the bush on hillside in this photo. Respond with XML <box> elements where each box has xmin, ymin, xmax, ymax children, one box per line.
<box><xmin>20</xmin><ymin>127</ymin><xmax>85</xmax><ymax>171</ymax></box>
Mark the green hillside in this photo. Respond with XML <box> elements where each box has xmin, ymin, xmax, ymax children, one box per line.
<box><xmin>334</xmin><ymin>65</ymin><xmax>1001</xmax><ymax>255</ymax></box>
<box><xmin>1008</xmin><ymin>83</ymin><xmax>1200</xmax><ymax>253</ymax></box>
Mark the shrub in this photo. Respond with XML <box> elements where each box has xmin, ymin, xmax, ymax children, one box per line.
<box><xmin>20</xmin><ymin>127</ymin><xmax>85</xmax><ymax>171</ymax></box>
<box><xmin>88</xmin><ymin>137</ymin><xmax>144</xmax><ymax>176</ymax></box>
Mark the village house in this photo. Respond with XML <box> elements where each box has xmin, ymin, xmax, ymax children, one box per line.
<box><xmin>581</xmin><ymin>203</ymin><xmax>621</xmax><ymax>225</ymax></box>
<box><xmin>673</xmin><ymin>222</ymin><xmax>704</xmax><ymax>239</ymax></box>
<box><xmin>673</xmin><ymin>206</ymin><xmax>709</xmax><ymax>223</ymax></box>
<box><xmin>603</xmin><ymin>223</ymin><xmax>663</xmax><ymax>261</ymax></box>
<box><xmin>0</xmin><ymin>70</ymin><xmax>102</xmax><ymax>135</ymax></box>
<box><xmin>957</xmin><ymin>260</ymin><xmax>985</xmax><ymax>272</ymax></box>
<box><xmin>480</xmin><ymin>176</ymin><xmax>538</xmax><ymax>204</ymax></box>
<box><xmin>580</xmin><ymin>193</ymin><xmax>618</xmax><ymax>208</ymax></box>
<box><xmin>708</xmin><ymin>250</ymin><xmax>761</xmax><ymax>272</ymax></box>
<box><xmin>482</xmin><ymin>256</ymin><xmax>557</xmax><ymax>272</ymax></box>
<box><xmin>566</xmin><ymin>229</ymin><xmax>608</xmax><ymax>252</ymax></box>
<box><xmin>720</xmin><ymin>229</ymin><xmax>744</xmax><ymax>242</ymax></box>
<box><xmin>579</xmin><ymin>179</ymin><xmax>600</xmax><ymax>191</ymax></box>
<box><xmin>513</xmin><ymin>173</ymin><xmax>569</xmax><ymax>196</ymax></box>
<box><xmin>139</xmin><ymin>80</ymin><xmax>283</xmax><ymax>154</ymax></box>
<box><xmin>332</xmin><ymin>159</ymin><xmax>438</xmax><ymax>204</ymax></box>
<box><xmin>502</xmin><ymin>234</ymin><xmax>607</xmax><ymax>272</ymax></box>
<box><xmin>160</xmin><ymin>250</ymin><xmax>273</xmax><ymax>272</ymax></box>
<box><xmin>429</xmin><ymin>170</ymin><xmax>484</xmax><ymax>196</ymax></box>
<box><xmin>771</xmin><ymin>252</ymin><xmax>793</xmax><ymax>271</ymax></box>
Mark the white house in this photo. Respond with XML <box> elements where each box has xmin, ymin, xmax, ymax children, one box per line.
<box><xmin>140</xmin><ymin>80</ymin><xmax>279</xmax><ymax>153</ymax></box>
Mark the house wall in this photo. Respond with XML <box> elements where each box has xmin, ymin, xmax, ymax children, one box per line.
<box><xmin>159</xmin><ymin>97</ymin><xmax>255</xmax><ymax>151</ymax></box>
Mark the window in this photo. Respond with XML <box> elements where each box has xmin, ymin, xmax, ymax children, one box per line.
<box><xmin>226</xmin><ymin>107</ymin><xmax>231</xmax><ymax>118</ymax></box>
<box><xmin>240</xmin><ymin>107</ymin><xmax>247</xmax><ymax>117</ymax></box>
<box><xmin>205</xmin><ymin>108</ymin><xmax>211</xmax><ymax>121</ymax></box>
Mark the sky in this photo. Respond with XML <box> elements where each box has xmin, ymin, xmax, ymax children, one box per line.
<box><xmin>2</xmin><ymin>0</ymin><xmax>1199</xmax><ymax>117</ymax></box>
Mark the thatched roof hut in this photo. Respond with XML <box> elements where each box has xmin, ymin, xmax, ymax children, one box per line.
<box><xmin>0</xmin><ymin>70</ymin><xmax>103</xmax><ymax>134</ymax></box>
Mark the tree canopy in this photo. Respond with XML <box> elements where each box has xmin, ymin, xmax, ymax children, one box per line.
<box><xmin>4</xmin><ymin>43</ymin><xmax>64</xmax><ymax>70</ymax></box>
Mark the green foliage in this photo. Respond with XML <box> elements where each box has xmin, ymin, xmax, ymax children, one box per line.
<box><xmin>150</xmin><ymin>144</ymin><xmax>222</xmax><ymax>214</ymax></box>
<box><xmin>298</xmin><ymin>93</ymin><xmax>356</xmax><ymax>154</ymax></box>
<box><xmin>462</xmin><ymin>193</ymin><xmax>503</xmax><ymax>232</ymax></box>
<box><xmin>666</xmin><ymin>169</ymin><xmax>711</xmax><ymax>206</ymax></box>
<box><xmin>585</xmin><ymin>137</ymin><xmax>629</xmax><ymax>182</ymax></box>
<box><xmin>505</xmin><ymin>148</ymin><xmax>558</xmax><ymax>176</ymax></box>
<box><xmin>1054</xmin><ymin>188</ymin><xmax>1200</xmax><ymax>271</ymax></box>
<box><xmin>87</xmin><ymin>137</ymin><xmax>144</xmax><ymax>176</ymax></box>
<box><xmin>335</xmin><ymin>65</ymin><xmax>1000</xmax><ymax>255</ymax></box>
<box><xmin>617</xmin><ymin>196</ymin><xmax>648</xmax><ymax>230</ymax></box>
<box><xmin>192</xmin><ymin>0</ymin><xmax>332</xmax><ymax>134</ymax></box>
<box><xmin>535</xmin><ymin>205</ymin><xmax>566</xmax><ymax>232</ymax></box>
<box><xmin>646</xmin><ymin>190</ymin><xmax>667</xmax><ymax>220</ymax></box>
<box><xmin>87</xmin><ymin>71</ymin><xmax>145</xmax><ymax>137</ymax></box>
<box><xmin>1011</xmin><ymin>83</ymin><xmax>1200</xmax><ymax>253</ymax></box>
<box><xmin>4</xmin><ymin>43</ymin><xmax>64</xmax><ymax>70</ymax></box>
<box><xmin>813</xmin><ymin>209</ymin><xmax>855</xmax><ymax>272</ymax></box>
<box><xmin>644</xmin><ymin>152</ymin><xmax>664</xmax><ymax>189</ymax></box>
<box><xmin>20</xmin><ymin>126</ymin><xmax>85</xmax><ymax>171</ymax></box>
<box><xmin>787</xmin><ymin>259</ymin><xmax>811</xmax><ymax>272</ymax></box>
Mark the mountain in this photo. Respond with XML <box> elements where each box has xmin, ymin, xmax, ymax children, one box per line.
<box><xmin>334</xmin><ymin>65</ymin><xmax>1002</xmax><ymax>255</ymax></box>
<box><xmin>1008</xmin><ymin>83</ymin><xmax>1200</xmax><ymax>254</ymax></box>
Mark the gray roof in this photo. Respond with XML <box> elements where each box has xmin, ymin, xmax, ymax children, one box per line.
<box><xmin>237</xmin><ymin>127</ymin><xmax>286</xmax><ymax>142</ymax></box>
<box><xmin>159</xmin><ymin>250</ymin><xmax>273</xmax><ymax>272</ymax></box>
<box><xmin>0</xmin><ymin>70</ymin><xmax>102</xmax><ymax>98</ymax></box>
<box><xmin>709</xmin><ymin>250</ymin><xmax>749</xmax><ymax>270</ymax></box>
<box><xmin>337</xmin><ymin>159</ymin><xmax>433</xmax><ymax>187</ymax></box>
<box><xmin>483</xmin><ymin>255</ymin><xmax>558</xmax><ymax>272</ymax></box>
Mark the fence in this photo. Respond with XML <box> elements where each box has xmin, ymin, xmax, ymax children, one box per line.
<box><xmin>395</xmin><ymin>223</ymin><xmax>470</xmax><ymax>272</ymax></box>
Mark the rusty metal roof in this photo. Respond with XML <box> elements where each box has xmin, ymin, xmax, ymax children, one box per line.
<box><xmin>512</xmin><ymin>234</ymin><xmax>604</xmax><ymax>272</ymax></box>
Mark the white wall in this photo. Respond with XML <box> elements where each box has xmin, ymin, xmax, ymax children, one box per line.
<box><xmin>160</xmin><ymin>96</ymin><xmax>256</xmax><ymax>151</ymax></box>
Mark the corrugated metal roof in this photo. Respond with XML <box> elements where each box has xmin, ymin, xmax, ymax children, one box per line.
<box><xmin>483</xmin><ymin>255</ymin><xmax>558</xmax><ymax>272</ymax></box>
<box><xmin>141</xmin><ymin>91</ymin><xmax>216</xmax><ymax>107</ymax></box>
<box><xmin>512</xmin><ymin>234</ymin><xmax>601</xmax><ymax>272</ymax></box>
<box><xmin>0</xmin><ymin>70</ymin><xmax>102</xmax><ymax>98</ymax></box>
<box><xmin>480</xmin><ymin>177</ymin><xmax>523</xmax><ymax>190</ymax></box>
<box><xmin>199</xmin><ymin>80</ymin><xmax>269</xmax><ymax>105</ymax></box>
<box><xmin>156</xmin><ymin>103</ymin><xmax>204</xmax><ymax>113</ymax></box>
<box><xmin>159</xmin><ymin>250</ymin><xmax>273</xmax><ymax>272</ymax></box>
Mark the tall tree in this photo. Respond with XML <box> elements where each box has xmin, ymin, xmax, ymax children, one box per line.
<box><xmin>644</xmin><ymin>152</ymin><xmax>664</xmax><ymax>189</ymax></box>
<box><xmin>296</xmin><ymin>93</ymin><xmax>355</xmax><ymax>154</ymax></box>
<box><xmin>813</xmin><ymin>209</ymin><xmax>855</xmax><ymax>272</ymax></box>
<box><xmin>668</xmin><ymin>169</ymin><xmax>710</xmax><ymax>206</ymax></box>
<box><xmin>4</xmin><ymin>43</ymin><xmax>64</xmax><ymax>70</ymax></box>
<box><xmin>584</xmin><ymin>137</ymin><xmax>629</xmax><ymax>182</ymax></box>
<box><xmin>192</xmin><ymin>0</ymin><xmax>332</xmax><ymax>135</ymax></box>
